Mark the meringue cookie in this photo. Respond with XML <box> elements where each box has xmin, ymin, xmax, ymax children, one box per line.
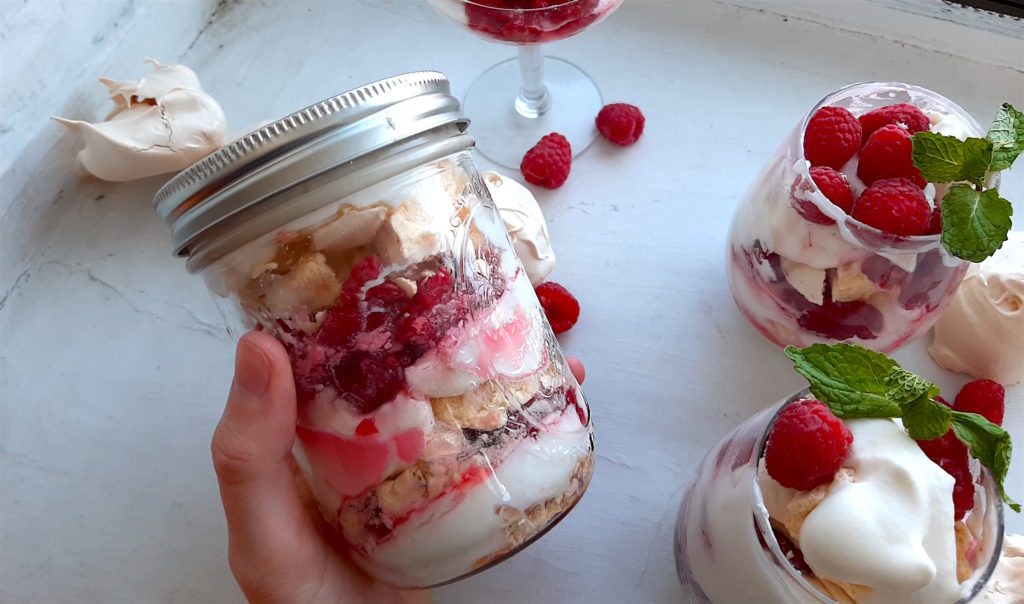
<box><xmin>929</xmin><ymin>231</ymin><xmax>1024</xmax><ymax>384</ymax></box>
<box><xmin>483</xmin><ymin>171</ymin><xmax>555</xmax><ymax>285</ymax></box>
<box><xmin>54</xmin><ymin>59</ymin><xmax>226</xmax><ymax>181</ymax></box>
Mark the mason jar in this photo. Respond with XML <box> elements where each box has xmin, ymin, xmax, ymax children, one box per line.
<box><xmin>153</xmin><ymin>72</ymin><xmax>594</xmax><ymax>588</ymax></box>
<box><xmin>674</xmin><ymin>389</ymin><xmax>1004</xmax><ymax>604</ymax></box>
<box><xmin>726</xmin><ymin>82</ymin><xmax>989</xmax><ymax>353</ymax></box>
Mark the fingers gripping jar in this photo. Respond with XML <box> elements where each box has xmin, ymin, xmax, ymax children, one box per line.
<box><xmin>154</xmin><ymin>72</ymin><xmax>594</xmax><ymax>588</ymax></box>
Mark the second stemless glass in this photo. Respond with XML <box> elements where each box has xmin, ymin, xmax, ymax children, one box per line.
<box><xmin>429</xmin><ymin>0</ymin><xmax>624</xmax><ymax>168</ymax></box>
<box><xmin>726</xmin><ymin>82</ymin><xmax>988</xmax><ymax>353</ymax></box>
<box><xmin>674</xmin><ymin>389</ymin><xmax>1004</xmax><ymax>604</ymax></box>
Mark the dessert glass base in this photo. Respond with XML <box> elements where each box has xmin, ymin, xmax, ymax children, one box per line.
<box><xmin>464</xmin><ymin>54</ymin><xmax>602</xmax><ymax>168</ymax></box>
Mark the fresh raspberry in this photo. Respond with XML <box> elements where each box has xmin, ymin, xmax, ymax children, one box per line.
<box><xmin>954</xmin><ymin>379</ymin><xmax>1005</xmax><ymax>426</ymax></box>
<box><xmin>534</xmin><ymin>281</ymin><xmax>580</xmax><ymax>333</ymax></box>
<box><xmin>803</xmin><ymin>106</ymin><xmax>862</xmax><ymax>169</ymax></box>
<box><xmin>596</xmin><ymin>103</ymin><xmax>645</xmax><ymax>145</ymax></box>
<box><xmin>917</xmin><ymin>430</ymin><xmax>974</xmax><ymax>520</ymax></box>
<box><xmin>809</xmin><ymin>166</ymin><xmax>854</xmax><ymax>214</ymax></box>
<box><xmin>521</xmin><ymin>133</ymin><xmax>571</xmax><ymax>189</ymax></box>
<box><xmin>765</xmin><ymin>399</ymin><xmax>853</xmax><ymax>490</ymax></box>
<box><xmin>858</xmin><ymin>103</ymin><xmax>931</xmax><ymax>144</ymax></box>
<box><xmin>852</xmin><ymin>177</ymin><xmax>931</xmax><ymax>236</ymax></box>
<box><xmin>857</xmin><ymin>124</ymin><xmax>926</xmax><ymax>186</ymax></box>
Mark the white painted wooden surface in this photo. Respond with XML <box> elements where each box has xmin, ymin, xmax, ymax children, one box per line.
<box><xmin>1</xmin><ymin>1</ymin><xmax>1022</xmax><ymax>602</ymax></box>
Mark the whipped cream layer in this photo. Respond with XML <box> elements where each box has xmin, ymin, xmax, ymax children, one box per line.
<box><xmin>482</xmin><ymin>171</ymin><xmax>555</xmax><ymax>285</ymax></box>
<box><xmin>55</xmin><ymin>59</ymin><xmax>226</xmax><ymax>181</ymax></box>
<box><xmin>353</xmin><ymin>407</ymin><xmax>591</xmax><ymax>587</ymax></box>
<box><xmin>930</xmin><ymin>230</ymin><xmax>1024</xmax><ymax>384</ymax></box>
<box><xmin>797</xmin><ymin>419</ymin><xmax>959</xmax><ymax>603</ymax></box>
<box><xmin>975</xmin><ymin>533</ymin><xmax>1024</xmax><ymax>603</ymax></box>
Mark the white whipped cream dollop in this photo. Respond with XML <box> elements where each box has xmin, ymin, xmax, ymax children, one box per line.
<box><xmin>929</xmin><ymin>231</ymin><xmax>1024</xmax><ymax>385</ymax></box>
<box><xmin>799</xmin><ymin>419</ymin><xmax>959</xmax><ymax>603</ymax></box>
<box><xmin>483</xmin><ymin>171</ymin><xmax>556</xmax><ymax>285</ymax></box>
<box><xmin>975</xmin><ymin>533</ymin><xmax>1024</xmax><ymax>603</ymax></box>
<box><xmin>55</xmin><ymin>59</ymin><xmax>226</xmax><ymax>181</ymax></box>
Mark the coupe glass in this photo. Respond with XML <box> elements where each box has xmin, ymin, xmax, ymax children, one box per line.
<box><xmin>429</xmin><ymin>0</ymin><xmax>624</xmax><ymax>167</ymax></box>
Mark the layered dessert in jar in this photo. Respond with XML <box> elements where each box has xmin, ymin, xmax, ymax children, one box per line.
<box><xmin>675</xmin><ymin>345</ymin><xmax>1015</xmax><ymax>603</ymax></box>
<box><xmin>727</xmin><ymin>82</ymin><xmax>993</xmax><ymax>352</ymax></box>
<box><xmin>203</xmin><ymin>154</ymin><xmax>594</xmax><ymax>588</ymax></box>
<box><xmin>429</xmin><ymin>0</ymin><xmax>623</xmax><ymax>45</ymax></box>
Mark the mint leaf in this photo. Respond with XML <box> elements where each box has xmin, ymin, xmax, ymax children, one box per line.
<box><xmin>951</xmin><ymin>411</ymin><xmax>1020</xmax><ymax>512</ymax></box>
<box><xmin>912</xmin><ymin>132</ymin><xmax>966</xmax><ymax>182</ymax></box>
<box><xmin>784</xmin><ymin>344</ymin><xmax>900</xmax><ymax>419</ymax></box>
<box><xmin>901</xmin><ymin>396</ymin><xmax>952</xmax><ymax>441</ymax></box>
<box><xmin>987</xmin><ymin>103</ymin><xmax>1024</xmax><ymax>171</ymax></box>
<box><xmin>960</xmin><ymin>138</ymin><xmax>994</xmax><ymax>186</ymax></box>
<box><xmin>940</xmin><ymin>185</ymin><xmax>1013</xmax><ymax>262</ymax></box>
<box><xmin>885</xmin><ymin>366</ymin><xmax>939</xmax><ymax>405</ymax></box>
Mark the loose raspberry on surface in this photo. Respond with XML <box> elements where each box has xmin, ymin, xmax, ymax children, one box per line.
<box><xmin>852</xmin><ymin>177</ymin><xmax>931</xmax><ymax>236</ymax></box>
<box><xmin>765</xmin><ymin>399</ymin><xmax>853</xmax><ymax>490</ymax></box>
<box><xmin>521</xmin><ymin>133</ymin><xmax>572</xmax><ymax>189</ymax></box>
<box><xmin>803</xmin><ymin>106</ymin><xmax>862</xmax><ymax>169</ymax></box>
<box><xmin>534</xmin><ymin>281</ymin><xmax>580</xmax><ymax>334</ymax></box>
<box><xmin>954</xmin><ymin>379</ymin><xmax>1005</xmax><ymax>426</ymax></box>
<box><xmin>596</xmin><ymin>103</ymin><xmax>645</xmax><ymax>145</ymax></box>
<box><xmin>858</xmin><ymin>103</ymin><xmax>931</xmax><ymax>143</ymax></box>
<box><xmin>917</xmin><ymin>429</ymin><xmax>975</xmax><ymax>520</ymax></box>
<box><xmin>857</xmin><ymin>124</ymin><xmax>926</xmax><ymax>186</ymax></box>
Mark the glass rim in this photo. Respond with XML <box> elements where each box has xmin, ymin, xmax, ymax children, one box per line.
<box><xmin>793</xmin><ymin>80</ymin><xmax>992</xmax><ymax>256</ymax></box>
<box><xmin>458</xmin><ymin>0</ymin><xmax>587</xmax><ymax>12</ymax></box>
<box><xmin>750</xmin><ymin>388</ymin><xmax>1006</xmax><ymax>603</ymax></box>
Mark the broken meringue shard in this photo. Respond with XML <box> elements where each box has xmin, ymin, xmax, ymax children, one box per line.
<box><xmin>54</xmin><ymin>59</ymin><xmax>226</xmax><ymax>182</ymax></box>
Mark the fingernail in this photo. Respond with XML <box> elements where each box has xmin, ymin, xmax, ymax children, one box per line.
<box><xmin>234</xmin><ymin>338</ymin><xmax>271</xmax><ymax>399</ymax></box>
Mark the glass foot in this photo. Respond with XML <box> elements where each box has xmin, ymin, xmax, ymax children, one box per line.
<box><xmin>463</xmin><ymin>56</ymin><xmax>603</xmax><ymax>169</ymax></box>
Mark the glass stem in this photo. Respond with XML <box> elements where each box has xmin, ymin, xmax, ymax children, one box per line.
<box><xmin>514</xmin><ymin>45</ymin><xmax>551</xmax><ymax>119</ymax></box>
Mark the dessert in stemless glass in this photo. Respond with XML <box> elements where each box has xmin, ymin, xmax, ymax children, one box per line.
<box><xmin>727</xmin><ymin>82</ymin><xmax>993</xmax><ymax>353</ymax></box>
<box><xmin>428</xmin><ymin>0</ymin><xmax>624</xmax><ymax>167</ymax></box>
<box><xmin>154</xmin><ymin>73</ymin><xmax>594</xmax><ymax>588</ymax></box>
<box><xmin>674</xmin><ymin>389</ymin><xmax>1004</xmax><ymax>604</ymax></box>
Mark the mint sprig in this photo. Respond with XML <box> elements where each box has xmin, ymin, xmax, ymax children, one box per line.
<box><xmin>941</xmin><ymin>186</ymin><xmax>1014</xmax><ymax>262</ymax></box>
<box><xmin>987</xmin><ymin>103</ymin><xmax>1024</xmax><ymax>171</ymax></box>
<box><xmin>911</xmin><ymin>102</ymin><xmax>1020</xmax><ymax>262</ymax></box>
<box><xmin>785</xmin><ymin>343</ymin><xmax>1019</xmax><ymax>512</ymax></box>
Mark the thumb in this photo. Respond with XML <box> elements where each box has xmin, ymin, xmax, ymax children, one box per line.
<box><xmin>211</xmin><ymin>332</ymin><xmax>318</xmax><ymax>583</ymax></box>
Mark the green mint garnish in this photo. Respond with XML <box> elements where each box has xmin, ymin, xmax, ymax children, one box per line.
<box><xmin>941</xmin><ymin>185</ymin><xmax>1014</xmax><ymax>263</ymax></box>
<box><xmin>785</xmin><ymin>343</ymin><xmax>1019</xmax><ymax>512</ymax></box>
<box><xmin>783</xmin><ymin>344</ymin><xmax>899</xmax><ymax>419</ymax></box>
<box><xmin>951</xmin><ymin>412</ymin><xmax>1015</xmax><ymax>510</ymax></box>
<box><xmin>986</xmin><ymin>103</ymin><xmax>1024</xmax><ymax>171</ymax></box>
<box><xmin>910</xmin><ymin>102</ymin><xmax>1019</xmax><ymax>262</ymax></box>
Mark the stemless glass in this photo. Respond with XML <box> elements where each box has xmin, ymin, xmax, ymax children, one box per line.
<box><xmin>726</xmin><ymin>82</ymin><xmax>990</xmax><ymax>353</ymax></box>
<box><xmin>674</xmin><ymin>389</ymin><xmax>1004</xmax><ymax>604</ymax></box>
<box><xmin>428</xmin><ymin>0</ymin><xmax>624</xmax><ymax>167</ymax></box>
<box><xmin>154</xmin><ymin>72</ymin><xmax>594</xmax><ymax>588</ymax></box>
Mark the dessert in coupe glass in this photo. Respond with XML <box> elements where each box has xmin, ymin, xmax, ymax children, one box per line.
<box><xmin>154</xmin><ymin>72</ymin><xmax>594</xmax><ymax>588</ymax></box>
<box><xmin>675</xmin><ymin>343</ymin><xmax>1016</xmax><ymax>603</ymax></box>
<box><xmin>429</xmin><ymin>0</ymin><xmax>624</xmax><ymax>167</ymax></box>
<box><xmin>727</xmin><ymin>82</ymin><xmax>1019</xmax><ymax>353</ymax></box>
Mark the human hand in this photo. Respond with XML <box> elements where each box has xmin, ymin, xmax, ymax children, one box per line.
<box><xmin>211</xmin><ymin>331</ymin><xmax>585</xmax><ymax>603</ymax></box>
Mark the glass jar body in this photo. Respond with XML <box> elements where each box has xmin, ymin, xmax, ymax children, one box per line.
<box><xmin>726</xmin><ymin>82</ymin><xmax>988</xmax><ymax>353</ymax></box>
<box><xmin>674</xmin><ymin>390</ymin><xmax>1003</xmax><ymax>604</ymax></box>
<box><xmin>201</xmin><ymin>150</ymin><xmax>594</xmax><ymax>588</ymax></box>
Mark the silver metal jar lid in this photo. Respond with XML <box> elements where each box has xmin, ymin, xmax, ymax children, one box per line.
<box><xmin>153</xmin><ymin>71</ymin><xmax>471</xmax><ymax>268</ymax></box>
